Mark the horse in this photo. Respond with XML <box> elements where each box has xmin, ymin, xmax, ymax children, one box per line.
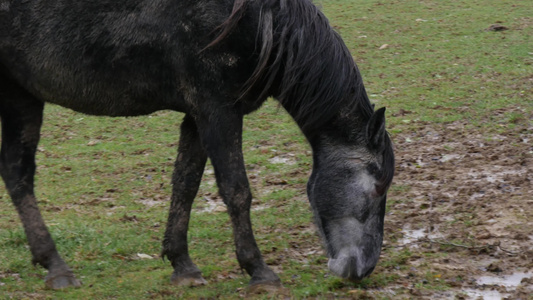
<box><xmin>0</xmin><ymin>0</ymin><xmax>394</xmax><ymax>291</ymax></box>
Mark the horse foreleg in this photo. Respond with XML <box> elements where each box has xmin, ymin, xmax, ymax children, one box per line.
<box><xmin>162</xmin><ymin>115</ymin><xmax>208</xmax><ymax>286</ymax></box>
<box><xmin>0</xmin><ymin>93</ymin><xmax>80</xmax><ymax>289</ymax></box>
<box><xmin>195</xmin><ymin>108</ymin><xmax>281</xmax><ymax>289</ymax></box>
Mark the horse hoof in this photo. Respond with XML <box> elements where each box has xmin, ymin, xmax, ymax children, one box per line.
<box><xmin>170</xmin><ymin>272</ymin><xmax>207</xmax><ymax>287</ymax></box>
<box><xmin>45</xmin><ymin>273</ymin><xmax>81</xmax><ymax>289</ymax></box>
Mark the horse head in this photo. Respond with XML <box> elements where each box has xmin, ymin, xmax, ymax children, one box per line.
<box><xmin>307</xmin><ymin>107</ymin><xmax>394</xmax><ymax>281</ymax></box>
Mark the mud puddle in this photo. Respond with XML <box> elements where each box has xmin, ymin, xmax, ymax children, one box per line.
<box><xmin>463</xmin><ymin>272</ymin><xmax>532</xmax><ymax>299</ymax></box>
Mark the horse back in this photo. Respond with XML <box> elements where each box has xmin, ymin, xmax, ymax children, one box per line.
<box><xmin>0</xmin><ymin>0</ymin><xmax>261</xmax><ymax>116</ymax></box>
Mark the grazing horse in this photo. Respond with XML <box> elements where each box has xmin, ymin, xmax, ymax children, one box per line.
<box><xmin>0</xmin><ymin>0</ymin><xmax>394</xmax><ymax>290</ymax></box>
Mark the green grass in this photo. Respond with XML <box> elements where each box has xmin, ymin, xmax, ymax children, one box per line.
<box><xmin>1</xmin><ymin>0</ymin><xmax>532</xmax><ymax>298</ymax></box>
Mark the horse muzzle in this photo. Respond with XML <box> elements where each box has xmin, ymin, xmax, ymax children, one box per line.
<box><xmin>327</xmin><ymin>247</ymin><xmax>376</xmax><ymax>281</ymax></box>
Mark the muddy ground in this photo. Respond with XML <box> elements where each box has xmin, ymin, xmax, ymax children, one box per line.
<box><xmin>367</xmin><ymin>118</ymin><xmax>532</xmax><ymax>299</ymax></box>
<box><xmin>197</xmin><ymin>115</ymin><xmax>532</xmax><ymax>298</ymax></box>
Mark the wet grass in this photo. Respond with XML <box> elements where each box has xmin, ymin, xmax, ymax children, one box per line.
<box><xmin>1</xmin><ymin>0</ymin><xmax>532</xmax><ymax>298</ymax></box>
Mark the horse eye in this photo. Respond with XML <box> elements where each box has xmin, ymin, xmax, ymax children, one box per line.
<box><xmin>367</xmin><ymin>163</ymin><xmax>382</xmax><ymax>178</ymax></box>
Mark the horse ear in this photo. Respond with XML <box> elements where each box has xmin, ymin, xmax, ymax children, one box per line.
<box><xmin>366</xmin><ymin>107</ymin><xmax>386</xmax><ymax>150</ymax></box>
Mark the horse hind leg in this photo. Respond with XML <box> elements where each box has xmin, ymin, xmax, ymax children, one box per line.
<box><xmin>162</xmin><ymin>115</ymin><xmax>208</xmax><ymax>286</ymax></box>
<box><xmin>0</xmin><ymin>85</ymin><xmax>80</xmax><ymax>289</ymax></box>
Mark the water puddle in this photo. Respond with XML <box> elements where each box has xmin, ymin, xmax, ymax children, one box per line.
<box><xmin>462</xmin><ymin>288</ymin><xmax>509</xmax><ymax>300</ymax></box>
<box><xmin>476</xmin><ymin>272</ymin><xmax>532</xmax><ymax>287</ymax></box>
<box><xmin>399</xmin><ymin>228</ymin><xmax>426</xmax><ymax>245</ymax></box>
<box><xmin>268</xmin><ymin>154</ymin><xmax>297</xmax><ymax>165</ymax></box>
<box><xmin>137</xmin><ymin>199</ymin><xmax>164</xmax><ymax>208</ymax></box>
<box><xmin>463</xmin><ymin>272</ymin><xmax>532</xmax><ymax>300</ymax></box>
<box><xmin>467</xmin><ymin>169</ymin><xmax>526</xmax><ymax>183</ymax></box>
<box><xmin>439</xmin><ymin>154</ymin><xmax>462</xmax><ymax>162</ymax></box>
<box><xmin>195</xmin><ymin>196</ymin><xmax>269</xmax><ymax>213</ymax></box>
<box><xmin>195</xmin><ymin>196</ymin><xmax>225</xmax><ymax>213</ymax></box>
<box><xmin>399</xmin><ymin>227</ymin><xmax>444</xmax><ymax>247</ymax></box>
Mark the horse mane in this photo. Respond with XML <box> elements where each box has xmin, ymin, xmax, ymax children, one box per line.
<box><xmin>209</xmin><ymin>0</ymin><xmax>394</xmax><ymax>194</ymax></box>
<box><xmin>203</xmin><ymin>0</ymin><xmax>249</xmax><ymax>50</ymax></box>
<box><xmin>208</xmin><ymin>0</ymin><xmax>374</xmax><ymax>132</ymax></box>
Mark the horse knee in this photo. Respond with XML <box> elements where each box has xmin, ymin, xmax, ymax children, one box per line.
<box><xmin>0</xmin><ymin>152</ymin><xmax>35</xmax><ymax>197</ymax></box>
<box><xmin>223</xmin><ymin>187</ymin><xmax>252</xmax><ymax>214</ymax></box>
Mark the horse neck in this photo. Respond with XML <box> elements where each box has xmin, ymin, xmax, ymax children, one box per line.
<box><xmin>291</xmin><ymin>101</ymin><xmax>372</xmax><ymax>150</ymax></box>
<box><xmin>243</xmin><ymin>0</ymin><xmax>374</xmax><ymax>134</ymax></box>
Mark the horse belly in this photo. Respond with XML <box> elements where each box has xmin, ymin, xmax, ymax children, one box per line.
<box><xmin>0</xmin><ymin>0</ymin><xmax>192</xmax><ymax>116</ymax></box>
<box><xmin>2</xmin><ymin>61</ymin><xmax>184</xmax><ymax>116</ymax></box>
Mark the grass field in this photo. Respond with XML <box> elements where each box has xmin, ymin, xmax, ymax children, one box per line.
<box><xmin>1</xmin><ymin>0</ymin><xmax>532</xmax><ymax>298</ymax></box>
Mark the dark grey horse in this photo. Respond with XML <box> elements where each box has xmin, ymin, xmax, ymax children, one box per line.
<box><xmin>0</xmin><ymin>0</ymin><xmax>394</xmax><ymax>290</ymax></box>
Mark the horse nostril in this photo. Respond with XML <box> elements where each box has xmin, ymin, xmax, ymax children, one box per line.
<box><xmin>328</xmin><ymin>257</ymin><xmax>364</xmax><ymax>281</ymax></box>
<box><xmin>328</xmin><ymin>255</ymin><xmax>377</xmax><ymax>281</ymax></box>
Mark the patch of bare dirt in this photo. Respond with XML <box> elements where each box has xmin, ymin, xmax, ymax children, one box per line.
<box><xmin>186</xmin><ymin>112</ymin><xmax>532</xmax><ymax>298</ymax></box>
<box><xmin>381</xmin><ymin>118</ymin><xmax>532</xmax><ymax>298</ymax></box>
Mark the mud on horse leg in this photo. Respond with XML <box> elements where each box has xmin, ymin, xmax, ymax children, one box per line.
<box><xmin>195</xmin><ymin>105</ymin><xmax>281</xmax><ymax>290</ymax></box>
<box><xmin>162</xmin><ymin>115</ymin><xmax>208</xmax><ymax>286</ymax></box>
<box><xmin>0</xmin><ymin>86</ymin><xmax>80</xmax><ymax>289</ymax></box>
